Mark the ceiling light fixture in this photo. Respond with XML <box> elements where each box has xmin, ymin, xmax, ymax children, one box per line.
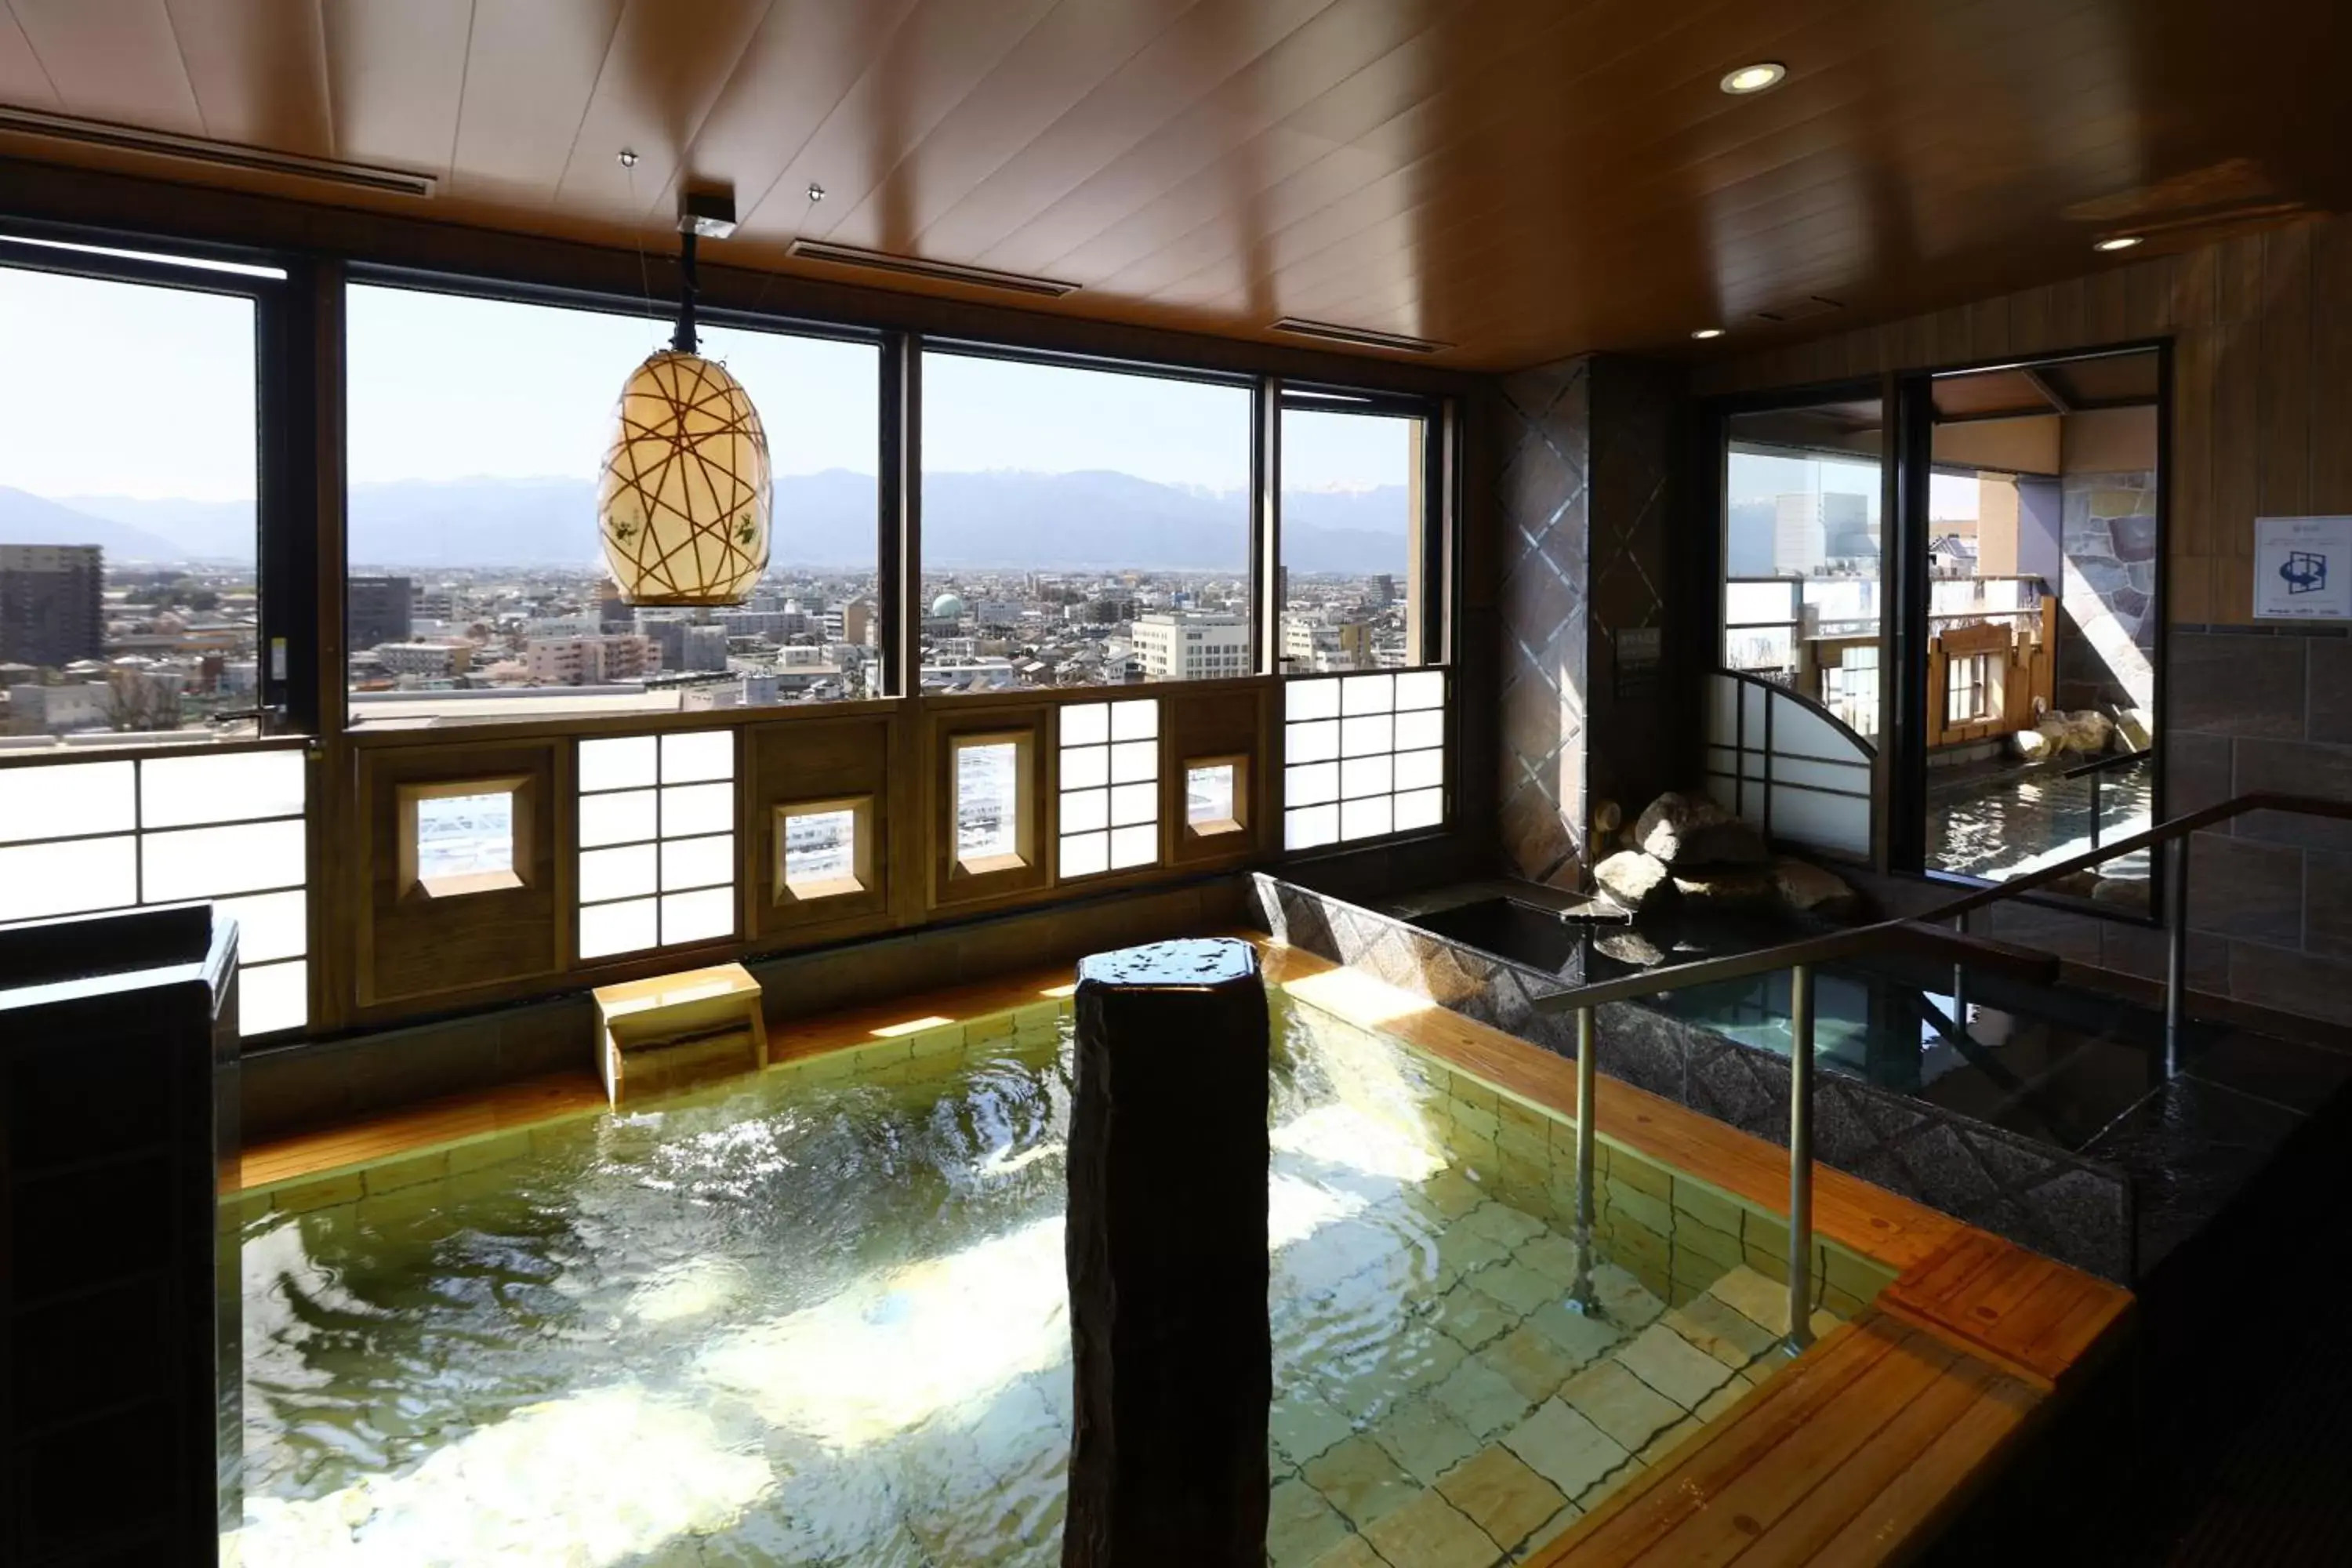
<box><xmin>2094</xmin><ymin>234</ymin><xmax>2144</xmax><ymax>252</ymax></box>
<box><xmin>0</xmin><ymin>105</ymin><xmax>435</xmax><ymax>196</ymax></box>
<box><xmin>597</xmin><ymin>187</ymin><xmax>772</xmax><ymax>608</ymax></box>
<box><xmin>1719</xmin><ymin>62</ymin><xmax>1788</xmax><ymax>95</ymax></box>
<box><xmin>1690</xmin><ymin>328</ymin><xmax>1726</xmax><ymax>340</ymax></box>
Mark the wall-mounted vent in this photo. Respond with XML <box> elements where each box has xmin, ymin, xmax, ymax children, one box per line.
<box><xmin>785</xmin><ymin>240</ymin><xmax>1079</xmax><ymax>298</ymax></box>
<box><xmin>1270</xmin><ymin>318</ymin><xmax>1451</xmax><ymax>354</ymax></box>
<box><xmin>0</xmin><ymin>107</ymin><xmax>436</xmax><ymax>197</ymax></box>
<box><xmin>1751</xmin><ymin>295</ymin><xmax>1846</xmax><ymax>325</ymax></box>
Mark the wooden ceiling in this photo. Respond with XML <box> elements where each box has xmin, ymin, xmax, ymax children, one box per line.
<box><xmin>1</xmin><ymin>0</ymin><xmax>2347</xmax><ymax>371</ymax></box>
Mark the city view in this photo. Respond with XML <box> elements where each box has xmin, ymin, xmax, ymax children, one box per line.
<box><xmin>2</xmin><ymin>274</ymin><xmax>1422</xmax><ymax>742</ymax></box>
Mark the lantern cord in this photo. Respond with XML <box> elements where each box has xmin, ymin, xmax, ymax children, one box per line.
<box><xmin>672</xmin><ymin>229</ymin><xmax>700</xmax><ymax>357</ymax></box>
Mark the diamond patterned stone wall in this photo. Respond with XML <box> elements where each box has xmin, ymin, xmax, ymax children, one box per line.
<box><xmin>1251</xmin><ymin>874</ymin><xmax>2135</xmax><ymax>1282</ymax></box>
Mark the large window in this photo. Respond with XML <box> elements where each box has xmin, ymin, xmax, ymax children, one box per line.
<box><xmin>0</xmin><ymin>250</ymin><xmax>269</xmax><ymax>743</ymax></box>
<box><xmin>1279</xmin><ymin>401</ymin><xmax>1431</xmax><ymax>673</ymax></box>
<box><xmin>344</xmin><ymin>285</ymin><xmax>879</xmax><ymax>728</ymax></box>
<box><xmin>919</xmin><ymin>351</ymin><xmax>1252</xmax><ymax>692</ymax></box>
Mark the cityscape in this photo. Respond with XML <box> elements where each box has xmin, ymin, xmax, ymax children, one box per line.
<box><xmin>0</xmin><ymin>490</ymin><xmax>1416</xmax><ymax>741</ymax></box>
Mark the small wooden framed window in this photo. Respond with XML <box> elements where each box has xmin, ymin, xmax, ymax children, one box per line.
<box><xmin>775</xmin><ymin>795</ymin><xmax>875</xmax><ymax>902</ymax></box>
<box><xmin>397</xmin><ymin>776</ymin><xmax>532</xmax><ymax>898</ymax></box>
<box><xmin>949</xmin><ymin>731</ymin><xmax>1034</xmax><ymax>877</ymax></box>
<box><xmin>1185</xmin><ymin>754</ymin><xmax>1249</xmax><ymax>838</ymax></box>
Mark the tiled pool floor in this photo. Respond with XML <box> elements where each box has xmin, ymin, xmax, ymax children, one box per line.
<box><xmin>223</xmin><ymin>997</ymin><xmax>1853</xmax><ymax>1568</ymax></box>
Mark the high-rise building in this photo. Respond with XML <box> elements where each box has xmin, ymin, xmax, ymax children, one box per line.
<box><xmin>684</xmin><ymin>624</ymin><xmax>731</xmax><ymax>673</ymax></box>
<box><xmin>1370</xmin><ymin>574</ymin><xmax>1396</xmax><ymax>608</ymax></box>
<box><xmin>347</xmin><ymin>575</ymin><xmax>414</xmax><ymax>653</ymax></box>
<box><xmin>1773</xmin><ymin>492</ymin><xmax>1873</xmax><ymax>573</ymax></box>
<box><xmin>523</xmin><ymin>633</ymin><xmax>659</xmax><ymax>685</ymax></box>
<box><xmin>1281</xmin><ymin>615</ymin><xmax>1371</xmax><ymax>672</ymax></box>
<box><xmin>1132</xmin><ymin>612</ymin><xmax>1250</xmax><ymax>681</ymax></box>
<box><xmin>0</xmin><ymin>544</ymin><xmax>104</xmax><ymax>670</ymax></box>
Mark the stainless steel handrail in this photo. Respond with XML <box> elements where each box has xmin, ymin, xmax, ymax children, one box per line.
<box><xmin>1535</xmin><ymin>789</ymin><xmax>2352</xmax><ymax>1352</ymax></box>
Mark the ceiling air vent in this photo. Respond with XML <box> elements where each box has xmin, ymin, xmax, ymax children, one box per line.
<box><xmin>0</xmin><ymin>107</ymin><xmax>436</xmax><ymax>197</ymax></box>
<box><xmin>1751</xmin><ymin>295</ymin><xmax>1846</xmax><ymax>325</ymax></box>
<box><xmin>1271</xmin><ymin>318</ymin><xmax>1451</xmax><ymax>354</ymax></box>
<box><xmin>785</xmin><ymin>240</ymin><xmax>1079</xmax><ymax>299</ymax></box>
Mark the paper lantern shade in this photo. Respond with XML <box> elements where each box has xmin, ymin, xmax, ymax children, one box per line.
<box><xmin>597</xmin><ymin>350</ymin><xmax>772</xmax><ymax>606</ymax></box>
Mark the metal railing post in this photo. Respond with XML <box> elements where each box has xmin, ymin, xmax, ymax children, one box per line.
<box><xmin>1785</xmin><ymin>963</ymin><xmax>1816</xmax><ymax>1356</ymax></box>
<box><xmin>1566</xmin><ymin>1004</ymin><xmax>1599</xmax><ymax>1315</ymax></box>
<box><xmin>2164</xmin><ymin>835</ymin><xmax>2191</xmax><ymax>1076</ymax></box>
<box><xmin>1951</xmin><ymin>907</ymin><xmax>1969</xmax><ymax>1039</ymax></box>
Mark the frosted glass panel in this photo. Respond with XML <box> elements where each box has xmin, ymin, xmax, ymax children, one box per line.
<box><xmin>579</xmin><ymin>735</ymin><xmax>658</xmax><ymax>793</ymax></box>
<box><xmin>662</xmin><ymin>833</ymin><xmax>735</xmax><ymax>892</ymax></box>
<box><xmin>210</xmin><ymin>890</ymin><xmax>307</xmax><ymax>964</ymax></box>
<box><xmin>0</xmin><ymin>761</ymin><xmax>134</xmax><ymax>844</ymax></box>
<box><xmin>1341</xmin><ymin>674</ymin><xmax>1396</xmax><ymax>715</ymax></box>
<box><xmin>0</xmin><ymin>836</ymin><xmax>137</xmax><ymax>921</ymax></box>
<box><xmin>661</xmin><ymin>782</ymin><xmax>735</xmax><ymax>838</ymax></box>
<box><xmin>1061</xmin><ymin>746</ymin><xmax>1109</xmax><ymax>790</ymax></box>
<box><xmin>661</xmin><ymin>887</ymin><xmax>735</xmax><ymax>945</ymax></box>
<box><xmin>579</xmin><ymin>789</ymin><xmax>657</xmax><ymax>848</ymax></box>
<box><xmin>579</xmin><ymin>898</ymin><xmax>658</xmax><ymax>959</ymax></box>
<box><xmin>1340</xmin><ymin>714</ymin><xmax>1392</xmax><ymax>757</ymax></box>
<box><xmin>1109</xmin><ymin>782</ymin><xmax>1156</xmax><ymax>827</ymax></box>
<box><xmin>1062</xmin><ymin>788</ymin><xmax>1109</xmax><ymax>834</ymax></box>
<box><xmin>1286</xmin><ymin>762</ymin><xmax>1338</xmax><ymax>807</ymax></box>
<box><xmin>1770</xmin><ymin>786</ymin><xmax>1870</xmax><ymax>858</ymax></box>
<box><xmin>1394</xmin><ymin>671</ymin><xmax>1443</xmax><ymax>711</ymax></box>
<box><xmin>140</xmin><ymin>749</ymin><xmax>304</xmax><ymax>828</ymax></box>
<box><xmin>1109</xmin><ymin>740</ymin><xmax>1156</xmax><ymax>784</ymax></box>
<box><xmin>579</xmin><ymin>843</ymin><xmax>659</xmax><ymax>904</ymax></box>
<box><xmin>1340</xmin><ymin>795</ymin><xmax>1393</xmax><ymax>840</ymax></box>
<box><xmin>143</xmin><ymin>818</ymin><xmax>305</xmax><ymax>902</ymax></box>
<box><xmin>1059</xmin><ymin>832</ymin><xmax>1109</xmax><ymax>879</ymax></box>
<box><xmin>1771</xmin><ymin>699</ymin><xmax>1864</xmax><ymax>762</ymax></box>
<box><xmin>1286</xmin><ymin>679</ymin><xmax>1341</xmax><ymax>722</ymax></box>
<box><xmin>1285</xmin><ymin>804</ymin><xmax>1338</xmax><ymax>851</ymax></box>
<box><xmin>238</xmin><ymin>959</ymin><xmax>308</xmax><ymax>1035</ymax></box>
<box><xmin>1286</xmin><ymin>719</ymin><xmax>1339</xmax><ymax>764</ymax></box>
<box><xmin>1109</xmin><ymin>823</ymin><xmax>1156</xmax><ymax>868</ymax></box>
<box><xmin>1341</xmin><ymin>755</ymin><xmax>1393</xmax><ymax>800</ymax></box>
<box><xmin>1109</xmin><ymin>700</ymin><xmax>1157</xmax><ymax>742</ymax></box>
<box><xmin>1393</xmin><ymin>709</ymin><xmax>1443</xmax><ymax>753</ymax></box>
<box><xmin>1061</xmin><ymin>703</ymin><xmax>1109</xmax><ymax>746</ymax></box>
<box><xmin>661</xmin><ymin>728</ymin><xmax>735</xmax><ymax>782</ymax></box>
<box><xmin>1394</xmin><ymin>749</ymin><xmax>1443</xmax><ymax>791</ymax></box>
<box><xmin>1394</xmin><ymin>788</ymin><xmax>1444</xmax><ymax>831</ymax></box>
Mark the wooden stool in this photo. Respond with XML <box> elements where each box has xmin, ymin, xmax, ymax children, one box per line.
<box><xmin>592</xmin><ymin>962</ymin><xmax>768</xmax><ymax>1107</ymax></box>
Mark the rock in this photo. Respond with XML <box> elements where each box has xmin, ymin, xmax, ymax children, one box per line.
<box><xmin>2090</xmin><ymin>874</ymin><xmax>2151</xmax><ymax>908</ymax></box>
<box><xmin>1592</xmin><ymin>797</ymin><xmax>1623</xmax><ymax>834</ymax></box>
<box><xmin>2011</xmin><ymin>727</ymin><xmax>2053</xmax><ymax>762</ymax></box>
<box><xmin>1769</xmin><ymin>856</ymin><xmax>1859</xmax><ymax>919</ymax></box>
<box><xmin>1635</xmin><ymin>792</ymin><xmax>1768</xmax><ymax>866</ymax></box>
<box><xmin>1593</xmin><ymin>929</ymin><xmax>1667</xmax><ymax>967</ymax></box>
<box><xmin>1593</xmin><ymin>850</ymin><xmax>1677</xmax><ymax>913</ymax></box>
<box><xmin>1670</xmin><ymin>866</ymin><xmax>1777</xmax><ymax>909</ymax></box>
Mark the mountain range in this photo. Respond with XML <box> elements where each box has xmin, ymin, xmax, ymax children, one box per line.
<box><xmin>1</xmin><ymin>471</ymin><xmax>1411</xmax><ymax>575</ymax></box>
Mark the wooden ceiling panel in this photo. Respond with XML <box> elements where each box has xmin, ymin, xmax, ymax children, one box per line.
<box><xmin>552</xmin><ymin>0</ymin><xmax>773</xmax><ymax>222</ymax></box>
<box><xmin>448</xmin><ymin>0</ymin><xmax>625</xmax><ymax>198</ymax></box>
<box><xmin>166</xmin><ymin>0</ymin><xmax>332</xmax><ymax>154</ymax></box>
<box><xmin>8</xmin><ymin>0</ymin><xmax>203</xmax><ymax>133</ymax></box>
<box><xmin>2</xmin><ymin>0</ymin><xmax>2348</xmax><ymax>369</ymax></box>
<box><xmin>317</xmin><ymin>0</ymin><xmax>470</xmax><ymax>176</ymax></box>
<box><xmin>810</xmin><ymin>0</ymin><xmax>1200</xmax><ymax>256</ymax></box>
<box><xmin>907</xmin><ymin>0</ymin><xmax>1348</xmax><ymax>268</ymax></box>
<box><xmin>0</xmin><ymin>6</ymin><xmax>60</xmax><ymax>109</ymax></box>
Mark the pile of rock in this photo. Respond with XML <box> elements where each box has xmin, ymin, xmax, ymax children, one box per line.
<box><xmin>1591</xmin><ymin>790</ymin><xmax>1859</xmax><ymax>920</ymax></box>
<box><xmin>2011</xmin><ymin>709</ymin><xmax>2114</xmax><ymax>764</ymax></box>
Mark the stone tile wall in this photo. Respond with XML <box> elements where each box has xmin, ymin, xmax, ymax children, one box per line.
<box><xmin>2058</xmin><ymin>468</ymin><xmax>2160</xmax><ymax>712</ymax></box>
<box><xmin>1254</xmin><ymin>874</ymin><xmax>2135</xmax><ymax>1280</ymax></box>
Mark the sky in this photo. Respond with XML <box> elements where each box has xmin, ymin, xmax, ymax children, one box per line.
<box><xmin>1</xmin><ymin>261</ymin><xmax>1417</xmax><ymax>502</ymax></box>
<box><xmin>1728</xmin><ymin>452</ymin><xmax>1984</xmax><ymax>521</ymax></box>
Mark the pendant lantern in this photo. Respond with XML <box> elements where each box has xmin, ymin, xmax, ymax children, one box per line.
<box><xmin>597</xmin><ymin>190</ymin><xmax>771</xmax><ymax>607</ymax></box>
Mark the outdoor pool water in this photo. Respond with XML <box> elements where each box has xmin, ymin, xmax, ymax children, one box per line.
<box><xmin>226</xmin><ymin>993</ymin><xmax>1856</xmax><ymax>1568</ymax></box>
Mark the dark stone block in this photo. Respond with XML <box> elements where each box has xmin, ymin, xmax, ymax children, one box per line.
<box><xmin>2109</xmin><ymin>510</ymin><xmax>2161</xmax><ymax>562</ymax></box>
<box><xmin>2179</xmin><ymin>833</ymin><xmax>2303</xmax><ymax>944</ymax></box>
<box><xmin>2309</xmin><ymin>634</ymin><xmax>2352</xmax><ymax>744</ymax></box>
<box><xmin>1065</xmin><ymin>939</ymin><xmax>1269</xmax><ymax>1568</ymax></box>
<box><xmin>2305</xmin><ymin>850</ymin><xmax>2352</xmax><ymax>959</ymax></box>
<box><xmin>2227</xmin><ymin>939</ymin><xmax>2352</xmax><ymax>1026</ymax></box>
<box><xmin>2081</xmin><ymin>1076</ymin><xmax>2304</xmax><ymax>1274</ymax></box>
<box><xmin>2185</xmin><ymin>1025</ymin><xmax>2352</xmax><ymax>1114</ymax></box>
<box><xmin>2165</xmin><ymin>732</ymin><xmax>2234</xmax><ymax>821</ymax></box>
<box><xmin>2169</xmin><ymin>631</ymin><xmax>2306</xmax><ymax>739</ymax></box>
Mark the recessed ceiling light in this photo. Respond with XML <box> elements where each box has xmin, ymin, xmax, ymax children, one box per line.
<box><xmin>2094</xmin><ymin>234</ymin><xmax>2143</xmax><ymax>252</ymax></box>
<box><xmin>1719</xmin><ymin>62</ymin><xmax>1787</xmax><ymax>95</ymax></box>
<box><xmin>1691</xmin><ymin>328</ymin><xmax>1726</xmax><ymax>340</ymax></box>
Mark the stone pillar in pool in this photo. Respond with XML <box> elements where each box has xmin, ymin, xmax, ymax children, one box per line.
<box><xmin>1062</xmin><ymin>938</ymin><xmax>1270</xmax><ymax>1568</ymax></box>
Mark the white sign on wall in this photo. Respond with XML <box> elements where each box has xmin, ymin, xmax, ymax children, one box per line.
<box><xmin>2254</xmin><ymin>515</ymin><xmax>2352</xmax><ymax>620</ymax></box>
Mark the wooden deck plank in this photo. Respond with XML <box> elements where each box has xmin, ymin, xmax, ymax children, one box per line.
<box><xmin>1805</xmin><ymin>1357</ymin><xmax>2042</xmax><ymax>1568</ymax></box>
<box><xmin>1878</xmin><ymin>1230</ymin><xmax>2131</xmax><ymax>1388</ymax></box>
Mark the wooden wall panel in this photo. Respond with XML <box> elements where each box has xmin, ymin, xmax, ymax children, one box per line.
<box><xmin>745</xmin><ymin>710</ymin><xmax>898</xmax><ymax>943</ymax></box>
<box><xmin>1163</xmin><ymin>684</ymin><xmax>1271</xmax><ymax>869</ymax></box>
<box><xmin>356</xmin><ymin>739</ymin><xmax>563</xmax><ymax>1007</ymax></box>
